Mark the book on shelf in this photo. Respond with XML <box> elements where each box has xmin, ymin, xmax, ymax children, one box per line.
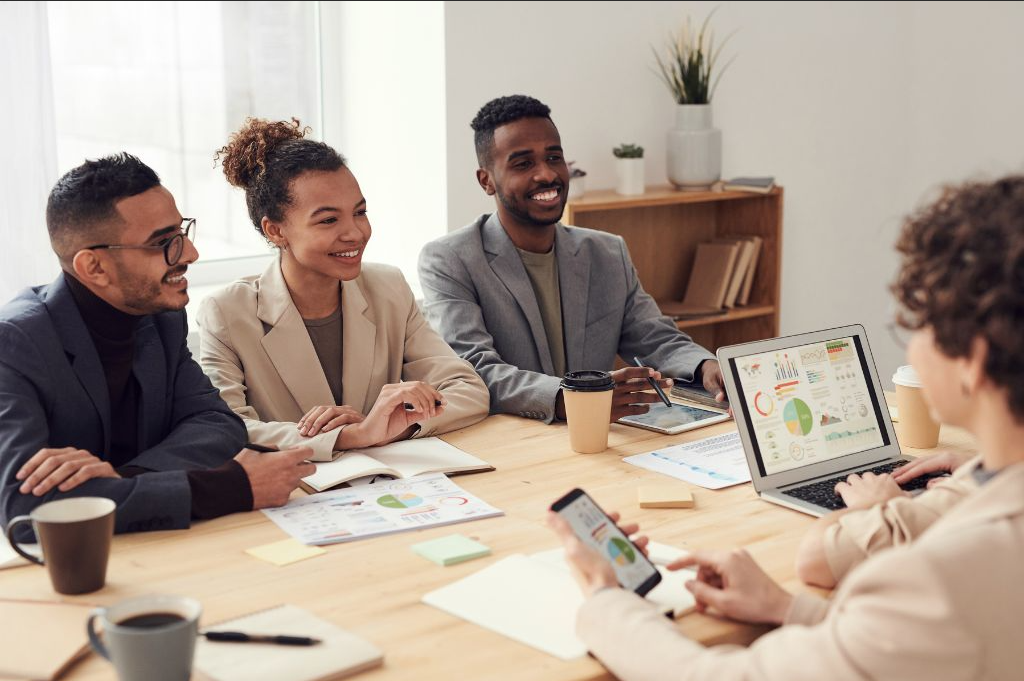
<box><xmin>737</xmin><ymin>236</ymin><xmax>763</xmax><ymax>306</ymax></box>
<box><xmin>299</xmin><ymin>437</ymin><xmax>494</xmax><ymax>494</ymax></box>
<box><xmin>713</xmin><ymin>238</ymin><xmax>756</xmax><ymax>308</ymax></box>
<box><xmin>669</xmin><ymin>241</ymin><xmax>740</xmax><ymax>317</ymax></box>
<box><xmin>723</xmin><ymin>176</ymin><xmax>775</xmax><ymax>194</ymax></box>
<box><xmin>195</xmin><ymin>604</ymin><xmax>383</xmax><ymax>681</ymax></box>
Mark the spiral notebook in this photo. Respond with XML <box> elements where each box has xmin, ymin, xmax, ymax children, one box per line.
<box><xmin>194</xmin><ymin>605</ymin><xmax>383</xmax><ymax>681</ymax></box>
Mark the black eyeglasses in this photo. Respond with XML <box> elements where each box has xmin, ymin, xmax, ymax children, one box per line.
<box><xmin>85</xmin><ymin>218</ymin><xmax>196</xmax><ymax>266</ymax></box>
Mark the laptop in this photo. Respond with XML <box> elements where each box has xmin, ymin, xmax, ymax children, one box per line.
<box><xmin>717</xmin><ymin>324</ymin><xmax>934</xmax><ymax>517</ymax></box>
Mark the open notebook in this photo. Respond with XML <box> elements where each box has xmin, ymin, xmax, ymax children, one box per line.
<box><xmin>195</xmin><ymin>605</ymin><xmax>383</xmax><ymax>681</ymax></box>
<box><xmin>300</xmin><ymin>437</ymin><xmax>494</xmax><ymax>493</ymax></box>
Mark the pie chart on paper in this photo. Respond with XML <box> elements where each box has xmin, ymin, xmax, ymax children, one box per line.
<box><xmin>376</xmin><ymin>493</ymin><xmax>424</xmax><ymax>509</ymax></box>
<box><xmin>607</xmin><ymin>537</ymin><xmax>636</xmax><ymax>566</ymax></box>
<box><xmin>783</xmin><ymin>399</ymin><xmax>814</xmax><ymax>436</ymax></box>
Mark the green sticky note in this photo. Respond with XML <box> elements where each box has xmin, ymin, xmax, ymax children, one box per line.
<box><xmin>411</xmin><ymin>534</ymin><xmax>491</xmax><ymax>566</ymax></box>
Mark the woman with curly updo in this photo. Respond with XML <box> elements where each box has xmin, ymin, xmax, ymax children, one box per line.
<box><xmin>547</xmin><ymin>176</ymin><xmax>1024</xmax><ymax>680</ymax></box>
<box><xmin>197</xmin><ymin>119</ymin><xmax>488</xmax><ymax>461</ymax></box>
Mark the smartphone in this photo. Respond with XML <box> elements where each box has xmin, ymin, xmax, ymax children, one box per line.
<box><xmin>550</xmin><ymin>488</ymin><xmax>662</xmax><ymax>596</ymax></box>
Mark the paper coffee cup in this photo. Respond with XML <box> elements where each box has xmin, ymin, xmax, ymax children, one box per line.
<box><xmin>892</xmin><ymin>365</ymin><xmax>940</xmax><ymax>449</ymax></box>
<box><xmin>561</xmin><ymin>371</ymin><xmax>614</xmax><ymax>454</ymax></box>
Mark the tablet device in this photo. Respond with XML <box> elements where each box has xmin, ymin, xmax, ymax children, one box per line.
<box><xmin>618</xmin><ymin>403</ymin><xmax>731</xmax><ymax>435</ymax></box>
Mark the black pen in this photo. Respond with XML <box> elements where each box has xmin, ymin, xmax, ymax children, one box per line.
<box><xmin>202</xmin><ymin>631</ymin><xmax>321</xmax><ymax>646</ymax></box>
<box><xmin>632</xmin><ymin>356</ymin><xmax>673</xmax><ymax>408</ymax></box>
<box><xmin>244</xmin><ymin>442</ymin><xmax>279</xmax><ymax>453</ymax></box>
<box><xmin>403</xmin><ymin>399</ymin><xmax>443</xmax><ymax>411</ymax></box>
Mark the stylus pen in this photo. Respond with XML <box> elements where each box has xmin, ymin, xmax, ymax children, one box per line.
<box><xmin>632</xmin><ymin>356</ymin><xmax>673</xmax><ymax>408</ymax></box>
<box><xmin>244</xmin><ymin>442</ymin><xmax>278</xmax><ymax>453</ymax></box>
<box><xmin>202</xmin><ymin>631</ymin><xmax>321</xmax><ymax>646</ymax></box>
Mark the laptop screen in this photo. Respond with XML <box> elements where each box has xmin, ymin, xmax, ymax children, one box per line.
<box><xmin>727</xmin><ymin>334</ymin><xmax>891</xmax><ymax>477</ymax></box>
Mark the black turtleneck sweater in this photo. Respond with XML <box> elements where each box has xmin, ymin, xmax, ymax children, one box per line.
<box><xmin>64</xmin><ymin>273</ymin><xmax>252</xmax><ymax>518</ymax></box>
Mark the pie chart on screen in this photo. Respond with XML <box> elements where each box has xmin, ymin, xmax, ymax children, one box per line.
<box><xmin>607</xmin><ymin>538</ymin><xmax>636</xmax><ymax>566</ymax></box>
<box><xmin>754</xmin><ymin>391</ymin><xmax>774</xmax><ymax>417</ymax></box>
<box><xmin>783</xmin><ymin>399</ymin><xmax>814</xmax><ymax>436</ymax></box>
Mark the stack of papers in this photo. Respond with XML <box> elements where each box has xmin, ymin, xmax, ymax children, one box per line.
<box><xmin>263</xmin><ymin>473</ymin><xmax>503</xmax><ymax>545</ymax></box>
<box><xmin>624</xmin><ymin>431</ymin><xmax>751</xmax><ymax>489</ymax></box>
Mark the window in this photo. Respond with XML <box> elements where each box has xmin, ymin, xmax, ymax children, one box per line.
<box><xmin>47</xmin><ymin>0</ymin><xmax>321</xmax><ymax>282</ymax></box>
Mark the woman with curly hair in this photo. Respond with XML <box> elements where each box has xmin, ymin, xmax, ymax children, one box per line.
<box><xmin>548</xmin><ymin>176</ymin><xmax>1024</xmax><ymax>680</ymax></box>
<box><xmin>196</xmin><ymin>119</ymin><xmax>488</xmax><ymax>461</ymax></box>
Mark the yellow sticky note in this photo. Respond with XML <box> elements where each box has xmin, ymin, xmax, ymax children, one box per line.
<box><xmin>245</xmin><ymin>538</ymin><xmax>326</xmax><ymax>566</ymax></box>
<box><xmin>639</xmin><ymin>486</ymin><xmax>695</xmax><ymax>509</ymax></box>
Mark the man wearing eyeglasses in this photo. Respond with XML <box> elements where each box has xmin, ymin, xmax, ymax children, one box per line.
<box><xmin>0</xmin><ymin>153</ymin><xmax>315</xmax><ymax>536</ymax></box>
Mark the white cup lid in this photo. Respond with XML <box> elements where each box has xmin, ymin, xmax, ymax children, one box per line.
<box><xmin>892</xmin><ymin>364</ymin><xmax>922</xmax><ymax>388</ymax></box>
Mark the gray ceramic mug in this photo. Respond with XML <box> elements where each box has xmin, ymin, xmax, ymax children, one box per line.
<box><xmin>4</xmin><ymin>497</ymin><xmax>115</xmax><ymax>594</ymax></box>
<box><xmin>87</xmin><ymin>595</ymin><xmax>202</xmax><ymax>681</ymax></box>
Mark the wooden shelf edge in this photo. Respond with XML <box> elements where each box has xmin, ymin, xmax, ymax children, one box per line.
<box><xmin>664</xmin><ymin>304</ymin><xmax>776</xmax><ymax>330</ymax></box>
<box><xmin>566</xmin><ymin>185</ymin><xmax>782</xmax><ymax>214</ymax></box>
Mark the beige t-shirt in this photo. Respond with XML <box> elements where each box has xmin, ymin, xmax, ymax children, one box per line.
<box><xmin>303</xmin><ymin>306</ymin><xmax>343</xmax><ymax>405</ymax></box>
<box><xmin>517</xmin><ymin>246</ymin><xmax>567</xmax><ymax>378</ymax></box>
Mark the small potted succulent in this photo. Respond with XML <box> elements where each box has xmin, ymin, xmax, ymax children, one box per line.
<box><xmin>613</xmin><ymin>144</ymin><xmax>645</xmax><ymax>195</ymax></box>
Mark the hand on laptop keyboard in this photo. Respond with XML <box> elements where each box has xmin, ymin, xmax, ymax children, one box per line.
<box><xmin>833</xmin><ymin>471</ymin><xmax>909</xmax><ymax>510</ymax></box>
<box><xmin>783</xmin><ymin>460</ymin><xmax>952</xmax><ymax>512</ymax></box>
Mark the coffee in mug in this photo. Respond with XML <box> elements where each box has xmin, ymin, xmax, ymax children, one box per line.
<box><xmin>561</xmin><ymin>370</ymin><xmax>615</xmax><ymax>453</ymax></box>
<box><xmin>4</xmin><ymin>497</ymin><xmax>115</xmax><ymax>594</ymax></box>
<box><xmin>893</xmin><ymin>365</ymin><xmax>940</xmax><ymax>449</ymax></box>
<box><xmin>87</xmin><ymin>595</ymin><xmax>201</xmax><ymax>681</ymax></box>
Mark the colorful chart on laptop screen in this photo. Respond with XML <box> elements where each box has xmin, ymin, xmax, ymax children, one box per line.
<box><xmin>735</xmin><ymin>336</ymin><xmax>885</xmax><ymax>475</ymax></box>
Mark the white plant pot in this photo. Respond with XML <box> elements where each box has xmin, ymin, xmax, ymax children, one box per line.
<box><xmin>667</xmin><ymin>104</ymin><xmax>721</xmax><ymax>191</ymax></box>
<box><xmin>615</xmin><ymin>157</ymin><xmax>645</xmax><ymax>195</ymax></box>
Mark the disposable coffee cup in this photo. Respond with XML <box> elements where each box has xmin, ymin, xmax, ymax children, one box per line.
<box><xmin>893</xmin><ymin>365</ymin><xmax>940</xmax><ymax>449</ymax></box>
<box><xmin>87</xmin><ymin>595</ymin><xmax>201</xmax><ymax>681</ymax></box>
<box><xmin>4</xmin><ymin>497</ymin><xmax>115</xmax><ymax>594</ymax></box>
<box><xmin>561</xmin><ymin>370</ymin><xmax>615</xmax><ymax>454</ymax></box>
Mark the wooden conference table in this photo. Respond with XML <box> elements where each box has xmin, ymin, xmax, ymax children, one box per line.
<box><xmin>0</xmin><ymin>405</ymin><xmax>976</xmax><ymax>681</ymax></box>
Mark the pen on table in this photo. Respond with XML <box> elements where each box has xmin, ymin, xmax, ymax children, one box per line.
<box><xmin>202</xmin><ymin>631</ymin><xmax>321</xmax><ymax>646</ymax></box>
<box><xmin>403</xmin><ymin>399</ymin><xmax>444</xmax><ymax>411</ymax></box>
<box><xmin>244</xmin><ymin>443</ymin><xmax>279</xmax><ymax>453</ymax></box>
<box><xmin>632</xmin><ymin>356</ymin><xmax>673</xmax><ymax>408</ymax></box>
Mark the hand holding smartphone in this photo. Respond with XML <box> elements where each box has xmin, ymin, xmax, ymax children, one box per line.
<box><xmin>549</xmin><ymin>488</ymin><xmax>662</xmax><ymax>596</ymax></box>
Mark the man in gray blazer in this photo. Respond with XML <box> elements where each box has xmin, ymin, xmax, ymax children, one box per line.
<box><xmin>0</xmin><ymin>154</ymin><xmax>314</xmax><ymax>536</ymax></box>
<box><xmin>419</xmin><ymin>95</ymin><xmax>725</xmax><ymax>423</ymax></box>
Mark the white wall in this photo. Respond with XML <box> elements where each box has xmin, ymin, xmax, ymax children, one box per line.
<box><xmin>321</xmin><ymin>0</ymin><xmax>447</xmax><ymax>294</ymax></box>
<box><xmin>443</xmin><ymin>1</ymin><xmax>1024</xmax><ymax>385</ymax></box>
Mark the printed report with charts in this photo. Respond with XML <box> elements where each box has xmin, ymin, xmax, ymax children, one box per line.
<box><xmin>263</xmin><ymin>473</ymin><xmax>503</xmax><ymax>545</ymax></box>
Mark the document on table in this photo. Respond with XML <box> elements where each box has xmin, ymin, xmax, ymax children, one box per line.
<box><xmin>422</xmin><ymin>542</ymin><xmax>695</xmax><ymax>660</ymax></box>
<box><xmin>262</xmin><ymin>473</ymin><xmax>503</xmax><ymax>545</ymax></box>
<box><xmin>624</xmin><ymin>431</ymin><xmax>751</xmax><ymax>489</ymax></box>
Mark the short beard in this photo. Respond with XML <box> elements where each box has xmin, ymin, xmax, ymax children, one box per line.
<box><xmin>496</xmin><ymin>187</ymin><xmax>561</xmax><ymax>228</ymax></box>
<box><xmin>113</xmin><ymin>262</ymin><xmax>183</xmax><ymax>315</ymax></box>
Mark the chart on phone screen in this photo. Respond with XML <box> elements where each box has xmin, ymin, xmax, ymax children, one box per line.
<box><xmin>561</xmin><ymin>496</ymin><xmax>651</xmax><ymax>589</ymax></box>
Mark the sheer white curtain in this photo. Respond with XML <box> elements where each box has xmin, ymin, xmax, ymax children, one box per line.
<box><xmin>0</xmin><ymin>2</ymin><xmax>59</xmax><ymax>302</ymax></box>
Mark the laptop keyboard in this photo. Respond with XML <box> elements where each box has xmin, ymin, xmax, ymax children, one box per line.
<box><xmin>782</xmin><ymin>460</ymin><xmax>944</xmax><ymax>511</ymax></box>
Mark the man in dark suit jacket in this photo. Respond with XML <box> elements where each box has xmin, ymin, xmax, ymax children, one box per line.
<box><xmin>0</xmin><ymin>153</ymin><xmax>314</xmax><ymax>535</ymax></box>
<box><xmin>419</xmin><ymin>95</ymin><xmax>726</xmax><ymax>423</ymax></box>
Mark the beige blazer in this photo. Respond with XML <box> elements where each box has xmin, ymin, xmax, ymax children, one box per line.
<box><xmin>823</xmin><ymin>455</ymin><xmax>981</xmax><ymax>582</ymax></box>
<box><xmin>196</xmin><ymin>259</ymin><xmax>489</xmax><ymax>460</ymax></box>
<box><xmin>577</xmin><ymin>462</ymin><xmax>1024</xmax><ymax>681</ymax></box>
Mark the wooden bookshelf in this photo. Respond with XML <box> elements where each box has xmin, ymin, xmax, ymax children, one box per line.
<box><xmin>563</xmin><ymin>185</ymin><xmax>783</xmax><ymax>353</ymax></box>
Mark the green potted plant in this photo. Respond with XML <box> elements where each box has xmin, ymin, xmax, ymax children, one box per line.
<box><xmin>613</xmin><ymin>144</ymin><xmax>645</xmax><ymax>195</ymax></box>
<box><xmin>652</xmin><ymin>10</ymin><xmax>734</xmax><ymax>190</ymax></box>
